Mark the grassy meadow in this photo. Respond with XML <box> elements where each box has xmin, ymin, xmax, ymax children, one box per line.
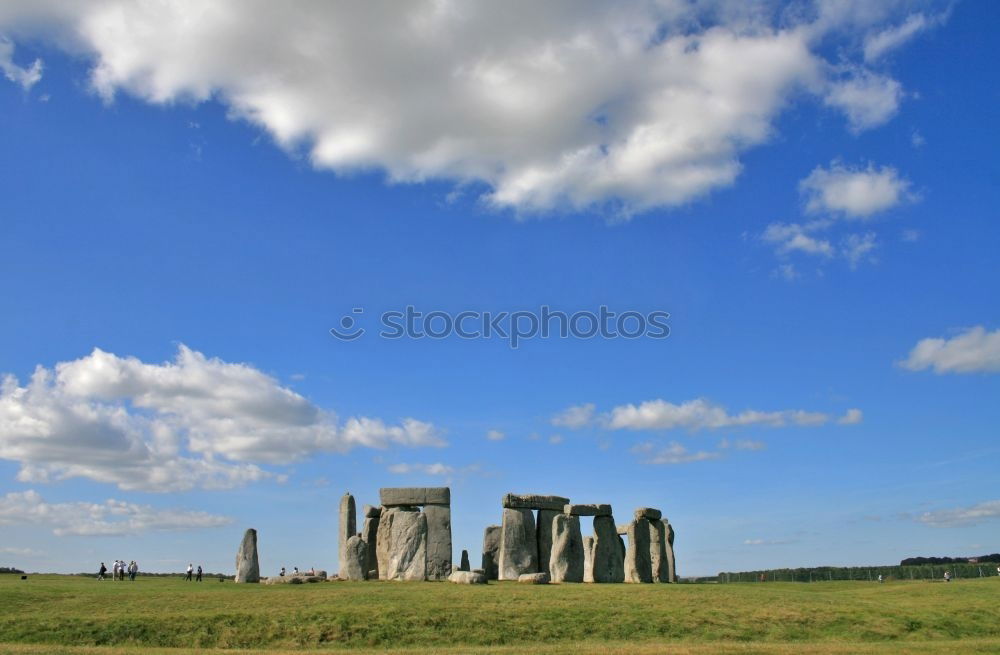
<box><xmin>1</xmin><ymin>574</ymin><xmax>998</xmax><ymax>654</ymax></box>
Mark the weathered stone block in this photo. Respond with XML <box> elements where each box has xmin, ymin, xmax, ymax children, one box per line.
<box><xmin>235</xmin><ymin>528</ymin><xmax>260</xmax><ymax>583</ymax></box>
<box><xmin>498</xmin><ymin>507</ymin><xmax>537</xmax><ymax>580</ymax></box>
<box><xmin>624</xmin><ymin>519</ymin><xmax>653</xmax><ymax>583</ymax></box>
<box><xmin>481</xmin><ymin>525</ymin><xmax>501</xmax><ymax>580</ymax></box>
<box><xmin>583</xmin><ymin>535</ymin><xmax>595</xmax><ymax>583</ymax></box>
<box><xmin>592</xmin><ymin>516</ymin><xmax>624</xmax><ymax>583</ymax></box>
<box><xmin>386</xmin><ymin>508</ymin><xmax>427</xmax><ymax>581</ymax></box>
<box><xmin>563</xmin><ymin>503</ymin><xmax>612</xmax><ymax>517</ymax></box>
<box><xmin>341</xmin><ymin>535</ymin><xmax>367</xmax><ymax>580</ymax></box>
<box><xmin>459</xmin><ymin>549</ymin><xmax>470</xmax><ymax>571</ymax></box>
<box><xmin>536</xmin><ymin>508</ymin><xmax>559</xmax><ymax>577</ymax></box>
<box><xmin>363</xmin><ymin>504</ymin><xmax>382</xmax><ymax>518</ymax></box>
<box><xmin>502</xmin><ymin>493</ymin><xmax>570</xmax><ymax>511</ymax></box>
<box><xmin>649</xmin><ymin>519</ymin><xmax>669</xmax><ymax>583</ymax></box>
<box><xmin>379</xmin><ymin>487</ymin><xmax>451</xmax><ymax>507</ymax></box>
<box><xmin>362</xmin><ymin>513</ymin><xmax>380</xmax><ymax>579</ymax></box>
<box><xmin>424</xmin><ymin>504</ymin><xmax>452</xmax><ymax>581</ymax></box>
<box><xmin>549</xmin><ymin>514</ymin><xmax>584</xmax><ymax>583</ymax></box>
<box><xmin>518</xmin><ymin>572</ymin><xmax>549</xmax><ymax>584</ymax></box>
<box><xmin>448</xmin><ymin>570</ymin><xmax>487</xmax><ymax>584</ymax></box>
<box><xmin>338</xmin><ymin>493</ymin><xmax>356</xmax><ymax>576</ymax></box>
<box><xmin>634</xmin><ymin>507</ymin><xmax>662</xmax><ymax>521</ymax></box>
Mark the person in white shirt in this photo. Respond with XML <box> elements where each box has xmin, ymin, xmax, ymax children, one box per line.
<box><xmin>185</xmin><ymin>563</ymin><xmax>194</xmax><ymax>581</ymax></box>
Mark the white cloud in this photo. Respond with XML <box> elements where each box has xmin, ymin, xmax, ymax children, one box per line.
<box><xmin>842</xmin><ymin>232</ymin><xmax>878</xmax><ymax>269</ymax></box>
<box><xmin>720</xmin><ymin>438</ymin><xmax>766</xmax><ymax>451</ymax></box>
<box><xmin>743</xmin><ymin>538</ymin><xmax>795</xmax><ymax>545</ymax></box>
<box><xmin>387</xmin><ymin>462</ymin><xmax>454</xmax><ymax>476</ymax></box>
<box><xmin>548</xmin><ymin>434</ymin><xmax>564</xmax><ymax>445</ymax></box>
<box><xmin>485</xmin><ymin>429</ymin><xmax>505</xmax><ymax>441</ymax></box>
<box><xmin>900</xmin><ymin>327</ymin><xmax>1000</xmax><ymax>374</ymax></box>
<box><xmin>630</xmin><ymin>441</ymin><xmax>720</xmax><ymax>465</ymax></box>
<box><xmin>762</xmin><ymin>221</ymin><xmax>834</xmax><ymax>258</ymax></box>
<box><xmin>0</xmin><ymin>546</ymin><xmax>41</xmax><ymax>556</ymax></box>
<box><xmin>902</xmin><ymin>229</ymin><xmax>921</xmax><ymax>242</ymax></box>
<box><xmin>0</xmin><ymin>346</ymin><xmax>443</xmax><ymax>492</ymax></box>
<box><xmin>0</xmin><ymin>2</ymin><xmax>921</xmax><ymax>214</ymax></box>
<box><xmin>0</xmin><ymin>37</ymin><xmax>41</xmax><ymax>90</ymax></box>
<box><xmin>864</xmin><ymin>13</ymin><xmax>945</xmax><ymax>62</ymax></box>
<box><xmin>551</xmin><ymin>403</ymin><xmax>596</xmax><ymax>429</ymax></box>
<box><xmin>773</xmin><ymin>263</ymin><xmax>799</xmax><ymax>281</ymax></box>
<box><xmin>917</xmin><ymin>500</ymin><xmax>1000</xmax><ymax>527</ymax></box>
<box><xmin>823</xmin><ymin>69</ymin><xmax>902</xmax><ymax>132</ymax></box>
<box><xmin>837</xmin><ymin>408</ymin><xmax>863</xmax><ymax>425</ymax></box>
<box><xmin>801</xmin><ymin>161</ymin><xmax>912</xmax><ymax>218</ymax></box>
<box><xmin>607</xmin><ymin>398</ymin><xmax>833</xmax><ymax>431</ymax></box>
<box><xmin>0</xmin><ymin>489</ymin><xmax>232</xmax><ymax>536</ymax></box>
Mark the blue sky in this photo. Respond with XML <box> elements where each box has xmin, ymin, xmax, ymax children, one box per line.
<box><xmin>1</xmin><ymin>1</ymin><xmax>998</xmax><ymax>577</ymax></box>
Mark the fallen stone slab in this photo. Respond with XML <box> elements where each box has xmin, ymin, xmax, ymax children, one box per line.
<box><xmin>263</xmin><ymin>575</ymin><xmax>325</xmax><ymax>584</ymax></box>
<box><xmin>563</xmin><ymin>503</ymin><xmax>612</xmax><ymax>517</ymax></box>
<box><xmin>634</xmin><ymin>507</ymin><xmax>662</xmax><ymax>521</ymax></box>
<box><xmin>379</xmin><ymin>487</ymin><xmax>451</xmax><ymax>507</ymax></box>
<box><xmin>448</xmin><ymin>570</ymin><xmax>488</xmax><ymax>584</ymax></box>
<box><xmin>502</xmin><ymin>493</ymin><xmax>570</xmax><ymax>511</ymax></box>
<box><xmin>518</xmin><ymin>572</ymin><xmax>549</xmax><ymax>584</ymax></box>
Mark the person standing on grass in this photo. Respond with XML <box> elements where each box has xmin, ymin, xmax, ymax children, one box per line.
<box><xmin>98</xmin><ymin>562</ymin><xmax>107</xmax><ymax>580</ymax></box>
<box><xmin>944</xmin><ymin>571</ymin><xmax>951</xmax><ymax>582</ymax></box>
<box><xmin>113</xmin><ymin>560</ymin><xmax>120</xmax><ymax>581</ymax></box>
<box><xmin>186</xmin><ymin>563</ymin><xmax>193</xmax><ymax>581</ymax></box>
<box><xmin>196</xmin><ymin>565</ymin><xmax>203</xmax><ymax>582</ymax></box>
<box><xmin>279</xmin><ymin>566</ymin><xmax>285</xmax><ymax>577</ymax></box>
<box><xmin>129</xmin><ymin>561</ymin><xmax>138</xmax><ymax>581</ymax></box>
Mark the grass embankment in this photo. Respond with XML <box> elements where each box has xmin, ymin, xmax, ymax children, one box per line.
<box><xmin>0</xmin><ymin>575</ymin><xmax>998</xmax><ymax>654</ymax></box>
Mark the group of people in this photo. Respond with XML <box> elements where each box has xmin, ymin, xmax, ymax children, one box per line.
<box><xmin>185</xmin><ymin>563</ymin><xmax>204</xmax><ymax>581</ymax></box>
<box><xmin>97</xmin><ymin>560</ymin><xmax>138</xmax><ymax>581</ymax></box>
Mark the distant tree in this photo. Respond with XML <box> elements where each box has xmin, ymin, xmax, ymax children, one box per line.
<box><xmin>0</xmin><ymin>567</ymin><xmax>26</xmax><ymax>574</ymax></box>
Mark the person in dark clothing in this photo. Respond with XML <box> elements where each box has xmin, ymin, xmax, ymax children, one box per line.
<box><xmin>196</xmin><ymin>565</ymin><xmax>203</xmax><ymax>582</ymax></box>
<box><xmin>97</xmin><ymin>563</ymin><xmax>107</xmax><ymax>580</ymax></box>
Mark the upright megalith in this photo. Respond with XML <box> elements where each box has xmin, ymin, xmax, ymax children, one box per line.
<box><xmin>338</xmin><ymin>493</ymin><xmax>357</xmax><ymax>576</ymax></box>
<box><xmin>481</xmin><ymin>525</ymin><xmax>501</xmax><ymax>580</ymax></box>
<box><xmin>235</xmin><ymin>528</ymin><xmax>260</xmax><ymax>583</ymax></box>
<box><xmin>624</xmin><ymin>518</ymin><xmax>653</xmax><ymax>583</ymax></box>
<box><xmin>583</xmin><ymin>536</ymin><xmax>595</xmax><ymax>583</ymax></box>
<box><xmin>591</xmin><ymin>515</ymin><xmax>625</xmax><ymax>583</ymax></box>
<box><xmin>386</xmin><ymin>507</ymin><xmax>428</xmax><ymax>581</ymax></box>
<box><xmin>375</xmin><ymin>507</ymin><xmax>397</xmax><ymax>579</ymax></box>
<box><xmin>536</xmin><ymin>509</ymin><xmax>559</xmax><ymax>578</ymax></box>
<box><xmin>361</xmin><ymin>508</ymin><xmax>381</xmax><ymax>580</ymax></box>
<box><xmin>665</xmin><ymin>520</ymin><xmax>677</xmax><ymax>582</ymax></box>
<box><xmin>459</xmin><ymin>550</ymin><xmax>470</xmax><ymax>571</ymax></box>
<box><xmin>341</xmin><ymin>535</ymin><xmax>367</xmax><ymax>580</ymax></box>
<box><xmin>649</xmin><ymin>518</ymin><xmax>669</xmax><ymax>583</ymax></box>
<box><xmin>424</xmin><ymin>504</ymin><xmax>452</xmax><ymax>581</ymax></box>
<box><xmin>498</xmin><ymin>508</ymin><xmax>537</xmax><ymax>580</ymax></box>
<box><xmin>549</xmin><ymin>514</ymin><xmax>584</xmax><ymax>583</ymax></box>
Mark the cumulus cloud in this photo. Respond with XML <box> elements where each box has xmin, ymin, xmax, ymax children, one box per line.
<box><xmin>0</xmin><ymin>489</ymin><xmax>232</xmax><ymax>536</ymax></box>
<box><xmin>630</xmin><ymin>441</ymin><xmax>720</xmax><ymax>465</ymax></box>
<box><xmin>551</xmin><ymin>403</ymin><xmax>596</xmax><ymax>429</ymax></box>
<box><xmin>387</xmin><ymin>462</ymin><xmax>454</xmax><ymax>476</ymax></box>
<box><xmin>761</xmin><ymin>221</ymin><xmax>834</xmax><ymax>257</ymax></box>
<box><xmin>842</xmin><ymin>232</ymin><xmax>878</xmax><ymax>269</ymax></box>
<box><xmin>837</xmin><ymin>408</ymin><xmax>863</xmax><ymax>425</ymax></box>
<box><xmin>0</xmin><ymin>37</ymin><xmax>41</xmax><ymax>89</ymax></box>
<box><xmin>864</xmin><ymin>13</ymin><xmax>946</xmax><ymax>62</ymax></box>
<box><xmin>486</xmin><ymin>429</ymin><xmax>505</xmax><ymax>441</ymax></box>
<box><xmin>823</xmin><ymin>70</ymin><xmax>902</xmax><ymax>132</ymax></box>
<box><xmin>0</xmin><ymin>1</ymin><xmax>923</xmax><ymax>214</ymax></box>
<box><xmin>0</xmin><ymin>346</ymin><xmax>443</xmax><ymax>491</ymax></box>
<box><xmin>900</xmin><ymin>327</ymin><xmax>1000</xmax><ymax>374</ymax></box>
<box><xmin>801</xmin><ymin>161</ymin><xmax>912</xmax><ymax>218</ymax></box>
<box><xmin>607</xmin><ymin>398</ymin><xmax>833</xmax><ymax>431</ymax></box>
<box><xmin>917</xmin><ymin>500</ymin><xmax>1000</xmax><ymax>527</ymax></box>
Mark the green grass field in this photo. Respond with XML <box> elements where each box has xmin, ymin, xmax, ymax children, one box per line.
<box><xmin>1</xmin><ymin>575</ymin><xmax>998</xmax><ymax>654</ymax></box>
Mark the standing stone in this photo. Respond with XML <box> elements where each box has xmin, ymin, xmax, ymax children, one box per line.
<box><xmin>583</xmin><ymin>536</ymin><xmax>595</xmax><ymax>583</ymax></box>
<box><xmin>649</xmin><ymin>519</ymin><xmax>669</xmax><ymax>583</ymax></box>
<box><xmin>592</xmin><ymin>516</ymin><xmax>625</xmax><ymax>583</ymax></box>
<box><xmin>459</xmin><ymin>550</ymin><xmax>470</xmax><ymax>571</ymax></box>
<box><xmin>624</xmin><ymin>518</ymin><xmax>653</xmax><ymax>583</ymax></box>
<box><xmin>235</xmin><ymin>528</ymin><xmax>260</xmax><ymax>583</ymax></box>
<box><xmin>341</xmin><ymin>535</ymin><xmax>367</xmax><ymax>580</ymax></box>
<box><xmin>498</xmin><ymin>507</ymin><xmax>537</xmax><ymax>580</ymax></box>
<box><xmin>338</xmin><ymin>493</ymin><xmax>357</xmax><ymax>576</ymax></box>
<box><xmin>665</xmin><ymin>520</ymin><xmax>677</xmax><ymax>583</ymax></box>
<box><xmin>536</xmin><ymin>508</ymin><xmax>559</xmax><ymax>578</ymax></box>
<box><xmin>386</xmin><ymin>508</ymin><xmax>427</xmax><ymax>581</ymax></box>
<box><xmin>361</xmin><ymin>511</ymin><xmax>381</xmax><ymax>579</ymax></box>
<box><xmin>375</xmin><ymin>507</ymin><xmax>397</xmax><ymax>580</ymax></box>
<box><xmin>481</xmin><ymin>525</ymin><xmax>501</xmax><ymax>580</ymax></box>
<box><xmin>424</xmin><ymin>504</ymin><xmax>452</xmax><ymax>581</ymax></box>
<box><xmin>549</xmin><ymin>514</ymin><xmax>584</xmax><ymax>583</ymax></box>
